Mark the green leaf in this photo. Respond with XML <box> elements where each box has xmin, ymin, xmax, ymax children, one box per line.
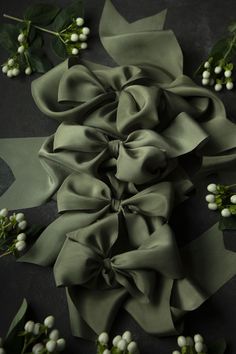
<box><xmin>4</xmin><ymin>299</ymin><xmax>28</xmax><ymax>354</ymax></box>
<box><xmin>30</xmin><ymin>33</ymin><xmax>44</xmax><ymax>50</ymax></box>
<box><xmin>51</xmin><ymin>36</ymin><xmax>68</xmax><ymax>58</ymax></box>
<box><xmin>0</xmin><ymin>23</ymin><xmax>19</xmax><ymax>54</ymax></box>
<box><xmin>228</xmin><ymin>21</ymin><xmax>236</xmax><ymax>33</ymax></box>
<box><xmin>210</xmin><ymin>37</ymin><xmax>236</xmax><ymax>63</ymax></box>
<box><xmin>29</xmin><ymin>53</ymin><xmax>52</xmax><ymax>73</ymax></box>
<box><xmin>208</xmin><ymin>338</ymin><xmax>227</xmax><ymax>354</ymax></box>
<box><xmin>52</xmin><ymin>0</ymin><xmax>84</xmax><ymax>31</ymax></box>
<box><xmin>219</xmin><ymin>215</ymin><xmax>236</xmax><ymax>230</ymax></box>
<box><xmin>24</xmin><ymin>3</ymin><xmax>60</xmax><ymax>25</ymax></box>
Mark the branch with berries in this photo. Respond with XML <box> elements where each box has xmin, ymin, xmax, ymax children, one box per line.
<box><xmin>0</xmin><ymin>1</ymin><xmax>89</xmax><ymax>78</ymax></box>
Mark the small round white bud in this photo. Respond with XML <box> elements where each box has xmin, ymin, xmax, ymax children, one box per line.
<box><xmin>17</xmin><ymin>45</ymin><xmax>25</xmax><ymax>54</ymax></box>
<box><xmin>202</xmin><ymin>78</ymin><xmax>209</xmax><ymax>86</ymax></box>
<box><xmin>82</xmin><ymin>27</ymin><xmax>90</xmax><ymax>35</ymax></box>
<box><xmin>25</xmin><ymin>67</ymin><xmax>32</xmax><ymax>75</ymax></box>
<box><xmin>224</xmin><ymin>70</ymin><xmax>232</xmax><ymax>78</ymax></box>
<box><xmin>186</xmin><ymin>336</ymin><xmax>194</xmax><ymax>346</ymax></box>
<box><xmin>8</xmin><ymin>58</ymin><xmax>14</xmax><ymax>66</ymax></box>
<box><xmin>194</xmin><ymin>334</ymin><xmax>204</xmax><ymax>343</ymax></box>
<box><xmin>230</xmin><ymin>195</ymin><xmax>236</xmax><ymax>204</ymax></box>
<box><xmin>16</xmin><ymin>213</ymin><xmax>25</xmax><ymax>222</ymax></box>
<box><xmin>205</xmin><ymin>194</ymin><xmax>215</xmax><ymax>203</ymax></box>
<box><xmin>17</xmin><ymin>233</ymin><xmax>26</xmax><ymax>241</ymax></box>
<box><xmin>79</xmin><ymin>33</ymin><xmax>87</xmax><ymax>41</ymax></box>
<box><xmin>214</xmin><ymin>66</ymin><xmax>222</xmax><ymax>74</ymax></box>
<box><xmin>177</xmin><ymin>336</ymin><xmax>187</xmax><ymax>348</ymax></box>
<box><xmin>117</xmin><ymin>339</ymin><xmax>128</xmax><ymax>351</ymax></box>
<box><xmin>122</xmin><ymin>331</ymin><xmax>132</xmax><ymax>343</ymax></box>
<box><xmin>103</xmin><ymin>350</ymin><xmax>111</xmax><ymax>354</ymax></box>
<box><xmin>24</xmin><ymin>320</ymin><xmax>35</xmax><ymax>333</ymax></box>
<box><xmin>76</xmin><ymin>17</ymin><xmax>84</xmax><ymax>26</ymax></box>
<box><xmin>202</xmin><ymin>70</ymin><xmax>210</xmax><ymax>79</ymax></box>
<box><xmin>56</xmin><ymin>338</ymin><xmax>66</xmax><ymax>351</ymax></box>
<box><xmin>81</xmin><ymin>42</ymin><xmax>87</xmax><ymax>49</ymax></box>
<box><xmin>46</xmin><ymin>340</ymin><xmax>57</xmax><ymax>352</ymax></box>
<box><xmin>71</xmin><ymin>33</ymin><xmax>79</xmax><ymax>42</ymax></box>
<box><xmin>0</xmin><ymin>208</ymin><xmax>8</xmax><ymax>217</ymax></box>
<box><xmin>72</xmin><ymin>47</ymin><xmax>79</xmax><ymax>55</ymax></box>
<box><xmin>18</xmin><ymin>33</ymin><xmax>25</xmax><ymax>43</ymax></box>
<box><xmin>207</xmin><ymin>183</ymin><xmax>217</xmax><ymax>193</ymax></box>
<box><xmin>172</xmin><ymin>351</ymin><xmax>181</xmax><ymax>354</ymax></box>
<box><xmin>18</xmin><ymin>220</ymin><xmax>27</xmax><ymax>230</ymax></box>
<box><xmin>127</xmin><ymin>341</ymin><xmax>138</xmax><ymax>353</ymax></box>
<box><xmin>208</xmin><ymin>203</ymin><xmax>218</xmax><ymax>211</ymax></box>
<box><xmin>204</xmin><ymin>61</ymin><xmax>210</xmax><ymax>68</ymax></box>
<box><xmin>15</xmin><ymin>240</ymin><xmax>26</xmax><ymax>251</ymax></box>
<box><xmin>112</xmin><ymin>335</ymin><xmax>122</xmax><ymax>346</ymax></box>
<box><xmin>33</xmin><ymin>323</ymin><xmax>41</xmax><ymax>335</ymax></box>
<box><xmin>221</xmin><ymin>208</ymin><xmax>231</xmax><ymax>217</ymax></box>
<box><xmin>49</xmin><ymin>329</ymin><xmax>60</xmax><ymax>340</ymax></box>
<box><xmin>0</xmin><ymin>349</ymin><xmax>5</xmax><ymax>354</ymax></box>
<box><xmin>12</xmin><ymin>68</ymin><xmax>20</xmax><ymax>76</ymax></box>
<box><xmin>195</xmin><ymin>342</ymin><xmax>204</xmax><ymax>353</ymax></box>
<box><xmin>226</xmin><ymin>81</ymin><xmax>234</xmax><ymax>90</ymax></box>
<box><xmin>2</xmin><ymin>65</ymin><xmax>8</xmax><ymax>74</ymax></box>
<box><xmin>98</xmin><ymin>332</ymin><xmax>109</xmax><ymax>345</ymax></box>
<box><xmin>44</xmin><ymin>315</ymin><xmax>55</xmax><ymax>328</ymax></box>
<box><xmin>7</xmin><ymin>70</ymin><xmax>13</xmax><ymax>78</ymax></box>
<box><xmin>214</xmin><ymin>83</ymin><xmax>223</xmax><ymax>92</ymax></box>
<box><xmin>32</xmin><ymin>343</ymin><xmax>44</xmax><ymax>353</ymax></box>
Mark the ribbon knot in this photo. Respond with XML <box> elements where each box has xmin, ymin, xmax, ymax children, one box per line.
<box><xmin>108</xmin><ymin>139</ymin><xmax>121</xmax><ymax>158</ymax></box>
<box><xmin>110</xmin><ymin>198</ymin><xmax>122</xmax><ymax>212</ymax></box>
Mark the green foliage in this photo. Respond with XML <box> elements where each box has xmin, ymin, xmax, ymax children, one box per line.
<box><xmin>29</xmin><ymin>53</ymin><xmax>52</xmax><ymax>73</ymax></box>
<box><xmin>0</xmin><ymin>23</ymin><xmax>19</xmax><ymax>53</ymax></box>
<box><xmin>52</xmin><ymin>0</ymin><xmax>84</xmax><ymax>31</ymax></box>
<box><xmin>24</xmin><ymin>3</ymin><xmax>60</xmax><ymax>25</ymax></box>
<box><xmin>51</xmin><ymin>36</ymin><xmax>68</xmax><ymax>58</ymax></box>
<box><xmin>4</xmin><ymin>299</ymin><xmax>28</xmax><ymax>354</ymax></box>
<box><xmin>208</xmin><ymin>338</ymin><xmax>227</xmax><ymax>354</ymax></box>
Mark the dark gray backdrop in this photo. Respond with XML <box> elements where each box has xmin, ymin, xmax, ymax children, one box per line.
<box><xmin>0</xmin><ymin>0</ymin><xmax>235</xmax><ymax>353</ymax></box>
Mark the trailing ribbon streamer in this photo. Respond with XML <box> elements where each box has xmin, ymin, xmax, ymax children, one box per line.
<box><xmin>0</xmin><ymin>0</ymin><xmax>235</xmax><ymax>341</ymax></box>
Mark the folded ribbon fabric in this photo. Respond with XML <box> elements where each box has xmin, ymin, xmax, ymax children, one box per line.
<box><xmin>0</xmin><ymin>0</ymin><xmax>236</xmax><ymax>341</ymax></box>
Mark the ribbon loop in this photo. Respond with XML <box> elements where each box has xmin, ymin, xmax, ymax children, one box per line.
<box><xmin>107</xmin><ymin>139</ymin><xmax>121</xmax><ymax>158</ymax></box>
<box><xmin>110</xmin><ymin>198</ymin><xmax>122</xmax><ymax>212</ymax></box>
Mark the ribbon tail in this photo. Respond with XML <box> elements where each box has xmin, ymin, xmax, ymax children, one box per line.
<box><xmin>0</xmin><ymin>137</ymin><xmax>53</xmax><ymax>210</ymax></box>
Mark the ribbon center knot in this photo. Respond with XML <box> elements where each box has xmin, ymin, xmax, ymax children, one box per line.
<box><xmin>110</xmin><ymin>198</ymin><xmax>122</xmax><ymax>212</ymax></box>
<box><xmin>108</xmin><ymin>139</ymin><xmax>121</xmax><ymax>158</ymax></box>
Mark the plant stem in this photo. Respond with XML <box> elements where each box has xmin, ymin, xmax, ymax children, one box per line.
<box><xmin>0</xmin><ymin>251</ymin><xmax>12</xmax><ymax>258</ymax></box>
<box><xmin>3</xmin><ymin>13</ymin><xmax>59</xmax><ymax>36</ymax></box>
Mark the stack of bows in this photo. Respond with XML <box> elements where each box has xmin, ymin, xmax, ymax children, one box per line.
<box><xmin>0</xmin><ymin>0</ymin><xmax>236</xmax><ymax>340</ymax></box>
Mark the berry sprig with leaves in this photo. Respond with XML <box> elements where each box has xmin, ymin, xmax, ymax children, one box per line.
<box><xmin>196</xmin><ymin>21</ymin><xmax>236</xmax><ymax>91</ymax></box>
<box><xmin>0</xmin><ymin>0</ymin><xmax>89</xmax><ymax>78</ymax></box>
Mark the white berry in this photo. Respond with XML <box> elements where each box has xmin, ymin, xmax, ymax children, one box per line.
<box><xmin>172</xmin><ymin>351</ymin><xmax>181</xmax><ymax>354</ymax></box>
<box><xmin>122</xmin><ymin>331</ymin><xmax>132</xmax><ymax>343</ymax></box>
<box><xmin>230</xmin><ymin>195</ymin><xmax>236</xmax><ymax>204</ymax></box>
<box><xmin>0</xmin><ymin>208</ymin><xmax>8</xmax><ymax>217</ymax></box>
<box><xmin>44</xmin><ymin>315</ymin><xmax>55</xmax><ymax>328</ymax></box>
<box><xmin>8</xmin><ymin>58</ymin><xmax>14</xmax><ymax>66</ymax></box>
<box><xmin>33</xmin><ymin>323</ymin><xmax>41</xmax><ymax>335</ymax></box>
<box><xmin>208</xmin><ymin>203</ymin><xmax>218</xmax><ymax>210</ymax></box>
<box><xmin>79</xmin><ymin>33</ymin><xmax>87</xmax><ymax>41</ymax></box>
<box><xmin>202</xmin><ymin>70</ymin><xmax>210</xmax><ymax>79</ymax></box>
<box><xmin>214</xmin><ymin>83</ymin><xmax>222</xmax><ymax>92</ymax></box>
<box><xmin>224</xmin><ymin>70</ymin><xmax>232</xmax><ymax>78</ymax></box>
<box><xmin>72</xmin><ymin>48</ymin><xmax>79</xmax><ymax>55</ymax></box>
<box><xmin>221</xmin><ymin>208</ymin><xmax>231</xmax><ymax>217</ymax></box>
<box><xmin>18</xmin><ymin>33</ymin><xmax>25</xmax><ymax>43</ymax></box>
<box><xmin>17</xmin><ymin>233</ymin><xmax>26</xmax><ymax>241</ymax></box>
<box><xmin>16</xmin><ymin>212</ymin><xmax>25</xmax><ymax>222</ymax></box>
<box><xmin>194</xmin><ymin>334</ymin><xmax>204</xmax><ymax>343</ymax></box>
<box><xmin>12</xmin><ymin>68</ymin><xmax>20</xmax><ymax>76</ymax></box>
<box><xmin>112</xmin><ymin>335</ymin><xmax>122</xmax><ymax>346</ymax></box>
<box><xmin>71</xmin><ymin>33</ymin><xmax>79</xmax><ymax>42</ymax></box>
<box><xmin>56</xmin><ymin>338</ymin><xmax>66</xmax><ymax>351</ymax></box>
<box><xmin>177</xmin><ymin>336</ymin><xmax>187</xmax><ymax>347</ymax></box>
<box><xmin>205</xmin><ymin>194</ymin><xmax>215</xmax><ymax>203</ymax></box>
<box><xmin>98</xmin><ymin>332</ymin><xmax>109</xmax><ymax>345</ymax></box>
<box><xmin>202</xmin><ymin>78</ymin><xmax>209</xmax><ymax>86</ymax></box>
<box><xmin>127</xmin><ymin>341</ymin><xmax>138</xmax><ymax>353</ymax></box>
<box><xmin>103</xmin><ymin>350</ymin><xmax>111</xmax><ymax>354</ymax></box>
<box><xmin>32</xmin><ymin>343</ymin><xmax>44</xmax><ymax>353</ymax></box>
<box><xmin>18</xmin><ymin>220</ymin><xmax>27</xmax><ymax>230</ymax></box>
<box><xmin>17</xmin><ymin>45</ymin><xmax>25</xmax><ymax>54</ymax></box>
<box><xmin>81</xmin><ymin>42</ymin><xmax>87</xmax><ymax>49</ymax></box>
<box><xmin>226</xmin><ymin>81</ymin><xmax>234</xmax><ymax>90</ymax></box>
<box><xmin>214</xmin><ymin>66</ymin><xmax>222</xmax><ymax>74</ymax></box>
<box><xmin>7</xmin><ymin>70</ymin><xmax>13</xmax><ymax>78</ymax></box>
<box><xmin>117</xmin><ymin>339</ymin><xmax>128</xmax><ymax>351</ymax></box>
<box><xmin>46</xmin><ymin>340</ymin><xmax>57</xmax><ymax>352</ymax></box>
<box><xmin>25</xmin><ymin>67</ymin><xmax>32</xmax><ymax>75</ymax></box>
<box><xmin>15</xmin><ymin>240</ymin><xmax>26</xmax><ymax>251</ymax></box>
<box><xmin>24</xmin><ymin>320</ymin><xmax>35</xmax><ymax>333</ymax></box>
<box><xmin>76</xmin><ymin>17</ymin><xmax>84</xmax><ymax>26</ymax></box>
<box><xmin>82</xmin><ymin>27</ymin><xmax>90</xmax><ymax>35</ymax></box>
<box><xmin>2</xmin><ymin>66</ymin><xmax>8</xmax><ymax>74</ymax></box>
<box><xmin>49</xmin><ymin>329</ymin><xmax>60</xmax><ymax>340</ymax></box>
<box><xmin>204</xmin><ymin>61</ymin><xmax>210</xmax><ymax>68</ymax></box>
<box><xmin>207</xmin><ymin>183</ymin><xmax>217</xmax><ymax>193</ymax></box>
<box><xmin>195</xmin><ymin>342</ymin><xmax>204</xmax><ymax>353</ymax></box>
<box><xmin>0</xmin><ymin>349</ymin><xmax>5</xmax><ymax>354</ymax></box>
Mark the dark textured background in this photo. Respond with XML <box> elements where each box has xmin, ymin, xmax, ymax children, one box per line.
<box><xmin>0</xmin><ymin>0</ymin><xmax>236</xmax><ymax>353</ymax></box>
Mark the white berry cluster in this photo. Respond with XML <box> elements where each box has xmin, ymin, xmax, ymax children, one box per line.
<box><xmin>172</xmin><ymin>334</ymin><xmax>207</xmax><ymax>354</ymax></box>
<box><xmin>206</xmin><ymin>183</ymin><xmax>236</xmax><ymax>218</ymax></box>
<box><xmin>60</xmin><ymin>17</ymin><xmax>90</xmax><ymax>56</ymax></box>
<box><xmin>23</xmin><ymin>315</ymin><xmax>66</xmax><ymax>353</ymax></box>
<box><xmin>0</xmin><ymin>208</ymin><xmax>28</xmax><ymax>256</ymax></box>
<box><xmin>97</xmin><ymin>331</ymin><xmax>139</xmax><ymax>354</ymax></box>
<box><xmin>0</xmin><ymin>337</ymin><xmax>5</xmax><ymax>354</ymax></box>
<box><xmin>1</xmin><ymin>31</ymin><xmax>32</xmax><ymax>78</ymax></box>
<box><xmin>201</xmin><ymin>58</ymin><xmax>234</xmax><ymax>91</ymax></box>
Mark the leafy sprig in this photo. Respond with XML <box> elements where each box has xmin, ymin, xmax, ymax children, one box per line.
<box><xmin>0</xmin><ymin>1</ymin><xmax>89</xmax><ymax>78</ymax></box>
